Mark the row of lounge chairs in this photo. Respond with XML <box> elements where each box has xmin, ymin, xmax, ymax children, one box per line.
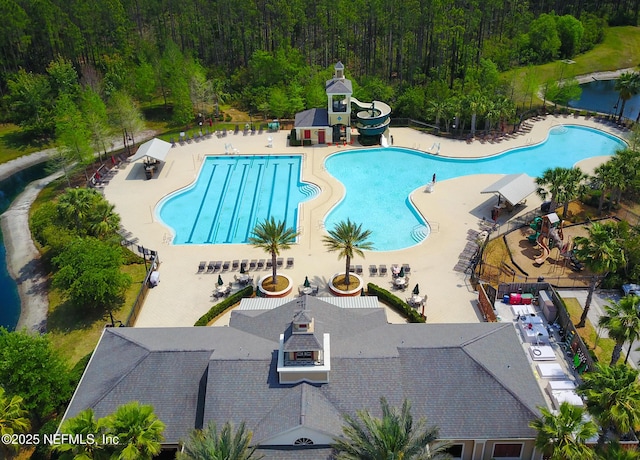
<box><xmin>197</xmin><ymin>258</ymin><xmax>294</xmax><ymax>273</ymax></box>
<box><xmin>368</xmin><ymin>264</ymin><xmax>411</xmax><ymax>276</ymax></box>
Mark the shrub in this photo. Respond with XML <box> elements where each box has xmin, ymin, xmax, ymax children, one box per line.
<box><xmin>225</xmin><ymin>114</ymin><xmax>232</xmax><ymax>122</ymax></box>
<box><xmin>367</xmin><ymin>283</ymin><xmax>425</xmax><ymax>323</ymax></box>
<box><xmin>194</xmin><ymin>285</ymin><xmax>254</xmax><ymax>326</ymax></box>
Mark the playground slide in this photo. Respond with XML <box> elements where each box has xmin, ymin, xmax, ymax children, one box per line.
<box><xmin>351</xmin><ymin>97</ymin><xmax>391</xmax><ymax>136</ymax></box>
<box><xmin>534</xmin><ymin>234</ymin><xmax>550</xmax><ymax>264</ymax></box>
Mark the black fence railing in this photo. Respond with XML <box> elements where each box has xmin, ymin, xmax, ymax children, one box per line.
<box><xmin>125</xmin><ymin>251</ymin><xmax>159</xmax><ymax>327</ymax></box>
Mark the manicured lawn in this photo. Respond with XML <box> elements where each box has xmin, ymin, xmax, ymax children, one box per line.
<box><xmin>0</xmin><ymin>123</ymin><xmax>54</xmax><ymax>165</ymax></box>
<box><xmin>563</xmin><ymin>296</ymin><xmax>617</xmax><ymax>364</ymax></box>
<box><xmin>47</xmin><ymin>262</ymin><xmax>147</xmax><ymax>366</ymax></box>
<box><xmin>502</xmin><ymin>26</ymin><xmax>640</xmax><ymax>108</ymax></box>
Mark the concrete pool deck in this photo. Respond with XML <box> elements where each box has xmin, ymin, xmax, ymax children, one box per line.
<box><xmin>102</xmin><ymin>116</ymin><xmax>629</xmax><ymax>327</ymax></box>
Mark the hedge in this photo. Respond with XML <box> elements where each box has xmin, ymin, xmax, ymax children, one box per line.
<box><xmin>367</xmin><ymin>283</ymin><xmax>426</xmax><ymax>323</ymax></box>
<box><xmin>194</xmin><ymin>285</ymin><xmax>255</xmax><ymax>326</ymax></box>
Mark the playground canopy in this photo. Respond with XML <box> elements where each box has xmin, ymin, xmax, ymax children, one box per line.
<box><xmin>480</xmin><ymin>173</ymin><xmax>538</xmax><ymax>207</ymax></box>
<box><xmin>129</xmin><ymin>138</ymin><xmax>172</xmax><ymax>163</ymax></box>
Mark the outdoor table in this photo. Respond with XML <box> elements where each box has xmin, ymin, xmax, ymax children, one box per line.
<box><xmin>394</xmin><ymin>277</ymin><xmax>406</xmax><ymax>287</ymax></box>
<box><xmin>215</xmin><ymin>286</ymin><xmax>226</xmax><ymax>296</ymax></box>
<box><xmin>239</xmin><ymin>274</ymin><xmax>250</xmax><ymax>284</ymax></box>
<box><xmin>302</xmin><ymin>287</ymin><xmax>313</xmax><ymax>295</ymax></box>
<box><xmin>411</xmin><ymin>295</ymin><xmax>422</xmax><ymax>305</ymax></box>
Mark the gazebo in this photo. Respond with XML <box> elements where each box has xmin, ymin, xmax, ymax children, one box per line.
<box><xmin>129</xmin><ymin>138</ymin><xmax>172</xmax><ymax>179</ymax></box>
<box><xmin>481</xmin><ymin>173</ymin><xmax>538</xmax><ymax>218</ymax></box>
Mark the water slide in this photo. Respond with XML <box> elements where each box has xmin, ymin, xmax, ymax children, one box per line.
<box><xmin>351</xmin><ymin>98</ymin><xmax>391</xmax><ymax>136</ymax></box>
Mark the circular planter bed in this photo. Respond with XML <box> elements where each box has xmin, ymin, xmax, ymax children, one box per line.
<box><xmin>257</xmin><ymin>274</ymin><xmax>293</xmax><ymax>298</ymax></box>
<box><xmin>328</xmin><ymin>273</ymin><xmax>364</xmax><ymax>297</ymax></box>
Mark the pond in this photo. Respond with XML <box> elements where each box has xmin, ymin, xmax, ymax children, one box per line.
<box><xmin>568</xmin><ymin>79</ymin><xmax>640</xmax><ymax>120</ymax></box>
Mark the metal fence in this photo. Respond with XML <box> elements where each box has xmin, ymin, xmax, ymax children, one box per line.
<box><xmin>125</xmin><ymin>252</ymin><xmax>160</xmax><ymax>327</ymax></box>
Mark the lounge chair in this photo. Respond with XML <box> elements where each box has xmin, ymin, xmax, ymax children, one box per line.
<box><xmin>277</xmin><ymin>257</ymin><xmax>283</xmax><ymax>268</ymax></box>
<box><xmin>234</xmin><ymin>125</ymin><xmax>239</xmax><ymax>135</ymax></box>
<box><xmin>266</xmin><ymin>259</ymin><xmax>273</xmax><ymax>268</ymax></box>
<box><xmin>379</xmin><ymin>264</ymin><xmax>387</xmax><ymax>276</ymax></box>
<box><xmin>257</xmin><ymin>259</ymin><xmax>265</xmax><ymax>269</ymax></box>
<box><xmin>241</xmin><ymin>259</ymin><xmax>248</xmax><ymax>271</ymax></box>
<box><xmin>198</xmin><ymin>261</ymin><xmax>206</xmax><ymax>273</ymax></box>
<box><xmin>349</xmin><ymin>265</ymin><xmax>356</xmax><ymax>273</ymax></box>
<box><xmin>222</xmin><ymin>128</ymin><xmax>227</xmax><ymax>137</ymax></box>
<box><xmin>356</xmin><ymin>265</ymin><xmax>363</xmax><ymax>274</ymax></box>
<box><xmin>186</xmin><ymin>134</ymin><xmax>192</xmax><ymax>144</ymax></box>
<box><xmin>249</xmin><ymin>259</ymin><xmax>257</xmax><ymax>270</ymax></box>
<box><xmin>170</xmin><ymin>138</ymin><xmax>176</xmax><ymax>148</ymax></box>
<box><xmin>207</xmin><ymin>261</ymin><xmax>215</xmax><ymax>273</ymax></box>
<box><xmin>286</xmin><ymin>257</ymin><xmax>294</xmax><ymax>268</ymax></box>
<box><xmin>232</xmin><ymin>260</ymin><xmax>239</xmax><ymax>270</ymax></box>
<box><xmin>369</xmin><ymin>265</ymin><xmax>377</xmax><ymax>276</ymax></box>
<box><xmin>214</xmin><ymin>261</ymin><xmax>222</xmax><ymax>271</ymax></box>
<box><xmin>222</xmin><ymin>261</ymin><xmax>230</xmax><ymax>271</ymax></box>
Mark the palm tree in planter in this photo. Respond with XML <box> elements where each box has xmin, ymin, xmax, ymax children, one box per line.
<box><xmin>598</xmin><ymin>295</ymin><xmax>640</xmax><ymax>366</ymax></box>
<box><xmin>332</xmin><ymin>397</ymin><xmax>450</xmax><ymax>459</ymax></box>
<box><xmin>577</xmin><ymin>364</ymin><xmax>640</xmax><ymax>447</ymax></box>
<box><xmin>249</xmin><ymin>217</ymin><xmax>299</xmax><ymax>291</ymax></box>
<box><xmin>322</xmin><ymin>219</ymin><xmax>373</xmax><ymax>290</ymax></box>
<box><xmin>177</xmin><ymin>421</ymin><xmax>261</xmax><ymax>460</ymax></box>
<box><xmin>529</xmin><ymin>402</ymin><xmax>597</xmax><ymax>460</ymax></box>
<box><xmin>573</xmin><ymin>221</ymin><xmax>626</xmax><ymax>328</ymax></box>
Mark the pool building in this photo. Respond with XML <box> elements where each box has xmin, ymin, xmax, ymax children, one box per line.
<box><xmin>63</xmin><ymin>296</ymin><xmax>547</xmax><ymax>460</ymax></box>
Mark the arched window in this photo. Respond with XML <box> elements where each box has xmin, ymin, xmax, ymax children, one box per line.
<box><xmin>294</xmin><ymin>437</ymin><xmax>314</xmax><ymax>445</ymax></box>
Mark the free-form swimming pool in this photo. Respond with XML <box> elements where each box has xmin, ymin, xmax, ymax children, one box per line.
<box><xmin>324</xmin><ymin>125</ymin><xmax>626</xmax><ymax>251</ymax></box>
<box><xmin>158</xmin><ymin>155</ymin><xmax>319</xmax><ymax>244</ymax></box>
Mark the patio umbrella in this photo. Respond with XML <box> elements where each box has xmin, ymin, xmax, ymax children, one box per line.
<box><xmin>304</xmin><ymin>276</ymin><xmax>310</xmax><ymax>288</ymax></box>
<box><xmin>413</xmin><ymin>284</ymin><xmax>420</xmax><ymax>295</ymax></box>
<box><xmin>217</xmin><ymin>275</ymin><xmax>224</xmax><ymax>286</ymax></box>
<box><xmin>398</xmin><ymin>267</ymin><xmax>405</xmax><ymax>278</ymax></box>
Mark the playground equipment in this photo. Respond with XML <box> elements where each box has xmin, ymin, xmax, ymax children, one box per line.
<box><xmin>531</xmin><ymin>213</ymin><xmax>571</xmax><ymax>265</ymax></box>
<box><xmin>351</xmin><ymin>98</ymin><xmax>391</xmax><ymax>137</ymax></box>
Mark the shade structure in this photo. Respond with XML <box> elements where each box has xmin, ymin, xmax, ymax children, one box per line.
<box><xmin>480</xmin><ymin>173</ymin><xmax>538</xmax><ymax>207</ymax></box>
<box><xmin>413</xmin><ymin>284</ymin><xmax>420</xmax><ymax>295</ymax></box>
<box><xmin>129</xmin><ymin>138</ymin><xmax>172</xmax><ymax>163</ymax></box>
<box><xmin>217</xmin><ymin>275</ymin><xmax>224</xmax><ymax>286</ymax></box>
<box><xmin>303</xmin><ymin>276</ymin><xmax>310</xmax><ymax>288</ymax></box>
<box><xmin>398</xmin><ymin>267</ymin><xmax>405</xmax><ymax>278</ymax></box>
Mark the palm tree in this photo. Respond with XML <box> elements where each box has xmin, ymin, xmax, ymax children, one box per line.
<box><xmin>609</xmin><ymin>149</ymin><xmax>640</xmax><ymax>204</ymax></box>
<box><xmin>600</xmin><ymin>440</ymin><xmax>640</xmax><ymax>459</ymax></box>
<box><xmin>598</xmin><ymin>295</ymin><xmax>640</xmax><ymax>365</ymax></box>
<box><xmin>577</xmin><ymin>364</ymin><xmax>640</xmax><ymax>446</ymax></box>
<box><xmin>105</xmin><ymin>401</ymin><xmax>165</xmax><ymax>460</ymax></box>
<box><xmin>0</xmin><ymin>387</ymin><xmax>30</xmax><ymax>460</ymax></box>
<box><xmin>535</xmin><ymin>167</ymin><xmax>569</xmax><ymax>211</ymax></box>
<box><xmin>529</xmin><ymin>402</ymin><xmax>597</xmax><ymax>460</ymax></box>
<box><xmin>89</xmin><ymin>200</ymin><xmax>121</xmax><ymax>238</ymax></box>
<box><xmin>614</xmin><ymin>72</ymin><xmax>640</xmax><ymax>123</ymax></box>
<box><xmin>592</xmin><ymin>162</ymin><xmax>618</xmax><ymax>215</ymax></box>
<box><xmin>248</xmin><ymin>217</ymin><xmax>299</xmax><ymax>287</ymax></box>
<box><xmin>573</xmin><ymin>222</ymin><xmax>626</xmax><ymax>327</ymax></box>
<box><xmin>467</xmin><ymin>92</ymin><xmax>487</xmax><ymax>136</ymax></box>
<box><xmin>556</xmin><ymin>167</ymin><xmax>587</xmax><ymax>218</ymax></box>
<box><xmin>323</xmin><ymin>219</ymin><xmax>373</xmax><ymax>286</ymax></box>
<box><xmin>177</xmin><ymin>421</ymin><xmax>262</xmax><ymax>460</ymax></box>
<box><xmin>332</xmin><ymin>397</ymin><xmax>450</xmax><ymax>460</ymax></box>
<box><xmin>57</xmin><ymin>187</ymin><xmax>99</xmax><ymax>233</ymax></box>
<box><xmin>53</xmin><ymin>408</ymin><xmax>109</xmax><ymax>460</ymax></box>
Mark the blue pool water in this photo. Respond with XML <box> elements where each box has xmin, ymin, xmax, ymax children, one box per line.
<box><xmin>159</xmin><ymin>155</ymin><xmax>319</xmax><ymax>244</ymax></box>
<box><xmin>325</xmin><ymin>126</ymin><xmax>626</xmax><ymax>251</ymax></box>
<box><xmin>569</xmin><ymin>79</ymin><xmax>640</xmax><ymax>119</ymax></box>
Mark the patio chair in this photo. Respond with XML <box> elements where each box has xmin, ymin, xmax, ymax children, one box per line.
<box><xmin>312</xmin><ymin>285</ymin><xmax>319</xmax><ymax>295</ymax></box>
<box><xmin>241</xmin><ymin>259</ymin><xmax>248</xmax><ymax>271</ymax></box>
<box><xmin>266</xmin><ymin>259</ymin><xmax>273</xmax><ymax>268</ymax></box>
<box><xmin>277</xmin><ymin>257</ymin><xmax>283</xmax><ymax>267</ymax></box>
<box><xmin>257</xmin><ymin>259</ymin><xmax>265</xmax><ymax>269</ymax></box>
<box><xmin>222</xmin><ymin>261</ymin><xmax>230</xmax><ymax>271</ymax></box>
<box><xmin>213</xmin><ymin>261</ymin><xmax>222</xmax><ymax>271</ymax></box>
<box><xmin>207</xmin><ymin>261</ymin><xmax>215</xmax><ymax>272</ymax></box>
<box><xmin>249</xmin><ymin>259</ymin><xmax>257</xmax><ymax>270</ymax></box>
<box><xmin>198</xmin><ymin>261</ymin><xmax>206</xmax><ymax>273</ymax></box>
<box><xmin>287</xmin><ymin>257</ymin><xmax>294</xmax><ymax>268</ymax></box>
<box><xmin>379</xmin><ymin>264</ymin><xmax>387</xmax><ymax>276</ymax></box>
<box><xmin>402</xmin><ymin>264</ymin><xmax>411</xmax><ymax>274</ymax></box>
<box><xmin>369</xmin><ymin>265</ymin><xmax>377</xmax><ymax>276</ymax></box>
<box><xmin>349</xmin><ymin>265</ymin><xmax>356</xmax><ymax>273</ymax></box>
<box><xmin>356</xmin><ymin>265</ymin><xmax>363</xmax><ymax>274</ymax></box>
<box><xmin>232</xmin><ymin>260</ymin><xmax>239</xmax><ymax>270</ymax></box>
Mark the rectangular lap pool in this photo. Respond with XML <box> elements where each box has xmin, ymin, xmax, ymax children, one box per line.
<box><xmin>158</xmin><ymin>155</ymin><xmax>318</xmax><ymax>244</ymax></box>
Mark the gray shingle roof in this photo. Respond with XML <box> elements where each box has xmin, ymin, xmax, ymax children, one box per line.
<box><xmin>63</xmin><ymin>299</ymin><xmax>547</xmax><ymax>455</ymax></box>
<box><xmin>283</xmin><ymin>333</ymin><xmax>323</xmax><ymax>352</ymax></box>
<box><xmin>294</xmin><ymin>109</ymin><xmax>329</xmax><ymax>128</ymax></box>
<box><xmin>325</xmin><ymin>78</ymin><xmax>352</xmax><ymax>94</ymax></box>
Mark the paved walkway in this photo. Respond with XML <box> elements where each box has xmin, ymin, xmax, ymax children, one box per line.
<box><xmin>100</xmin><ymin>116</ymin><xmax>630</xmax><ymax>328</ymax></box>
